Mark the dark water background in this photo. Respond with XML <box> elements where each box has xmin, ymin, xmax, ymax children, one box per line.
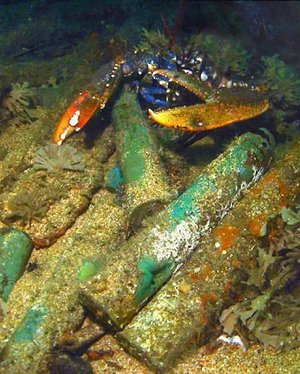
<box><xmin>0</xmin><ymin>1</ymin><xmax>299</xmax><ymax>66</ymax></box>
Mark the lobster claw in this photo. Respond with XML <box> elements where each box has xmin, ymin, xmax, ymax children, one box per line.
<box><xmin>53</xmin><ymin>90</ymin><xmax>103</xmax><ymax>145</ymax></box>
<box><xmin>148</xmin><ymin>87</ymin><xmax>269</xmax><ymax>132</ymax></box>
<box><xmin>53</xmin><ymin>58</ymin><xmax>124</xmax><ymax>144</ymax></box>
<box><xmin>148</xmin><ymin>68</ymin><xmax>269</xmax><ymax>132</ymax></box>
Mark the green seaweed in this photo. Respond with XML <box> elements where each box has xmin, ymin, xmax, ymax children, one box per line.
<box><xmin>138</xmin><ymin>30</ymin><xmax>251</xmax><ymax>77</ymax></box>
<box><xmin>260</xmin><ymin>55</ymin><xmax>300</xmax><ymax>134</ymax></box>
<box><xmin>220</xmin><ymin>217</ymin><xmax>300</xmax><ymax>349</ymax></box>
<box><xmin>246</xmin><ymin>247</ymin><xmax>277</xmax><ymax>288</ymax></box>
<box><xmin>260</xmin><ymin>55</ymin><xmax>300</xmax><ymax>107</ymax></box>
<box><xmin>3</xmin><ymin>82</ymin><xmax>37</xmax><ymax>124</ymax></box>
<box><xmin>137</xmin><ymin>28</ymin><xmax>169</xmax><ymax>54</ymax></box>
<box><xmin>281</xmin><ymin>207</ymin><xmax>300</xmax><ymax>225</ymax></box>
<box><xmin>192</xmin><ymin>33</ymin><xmax>251</xmax><ymax>76</ymax></box>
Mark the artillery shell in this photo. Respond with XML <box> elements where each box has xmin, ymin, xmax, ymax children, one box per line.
<box><xmin>0</xmin><ymin>190</ymin><xmax>127</xmax><ymax>373</ymax></box>
<box><xmin>0</xmin><ymin>125</ymin><xmax>115</xmax><ymax>248</ymax></box>
<box><xmin>80</xmin><ymin>132</ymin><xmax>272</xmax><ymax>331</ymax></box>
<box><xmin>112</xmin><ymin>85</ymin><xmax>176</xmax><ymax>230</ymax></box>
<box><xmin>118</xmin><ymin>135</ymin><xmax>300</xmax><ymax>372</ymax></box>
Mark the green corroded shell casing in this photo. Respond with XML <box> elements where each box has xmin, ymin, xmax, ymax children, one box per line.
<box><xmin>112</xmin><ymin>85</ymin><xmax>175</xmax><ymax>229</ymax></box>
<box><xmin>117</xmin><ymin>136</ymin><xmax>300</xmax><ymax>372</ymax></box>
<box><xmin>0</xmin><ymin>227</ymin><xmax>33</xmax><ymax>301</ymax></box>
<box><xmin>79</xmin><ymin>132</ymin><xmax>272</xmax><ymax>330</ymax></box>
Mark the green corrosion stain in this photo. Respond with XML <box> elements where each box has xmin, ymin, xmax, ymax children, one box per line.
<box><xmin>218</xmin><ymin>133</ymin><xmax>268</xmax><ymax>179</ymax></box>
<box><xmin>170</xmin><ymin>194</ymin><xmax>198</xmax><ymax>223</ymax></box>
<box><xmin>113</xmin><ymin>87</ymin><xmax>156</xmax><ymax>184</ymax></box>
<box><xmin>122</xmin><ymin>123</ymin><xmax>153</xmax><ymax>183</ymax></box>
<box><xmin>12</xmin><ymin>305</ymin><xmax>49</xmax><ymax>342</ymax></box>
<box><xmin>169</xmin><ymin>175</ymin><xmax>217</xmax><ymax>228</ymax></box>
<box><xmin>247</xmin><ymin>133</ymin><xmax>271</xmax><ymax>161</ymax></box>
<box><xmin>106</xmin><ymin>165</ymin><xmax>124</xmax><ymax>192</ymax></box>
<box><xmin>217</xmin><ymin>142</ymin><xmax>248</xmax><ymax>176</ymax></box>
<box><xmin>77</xmin><ymin>259</ymin><xmax>101</xmax><ymax>282</ymax></box>
<box><xmin>237</xmin><ymin>164</ymin><xmax>254</xmax><ymax>181</ymax></box>
<box><xmin>218</xmin><ymin>133</ymin><xmax>268</xmax><ymax>178</ymax></box>
<box><xmin>135</xmin><ymin>256</ymin><xmax>175</xmax><ymax>305</ymax></box>
<box><xmin>0</xmin><ymin>227</ymin><xmax>33</xmax><ymax>301</ymax></box>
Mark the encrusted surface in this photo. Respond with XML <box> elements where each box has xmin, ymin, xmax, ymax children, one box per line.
<box><xmin>0</xmin><ymin>190</ymin><xmax>127</xmax><ymax>373</ymax></box>
<box><xmin>113</xmin><ymin>86</ymin><xmax>176</xmax><ymax>219</ymax></box>
<box><xmin>118</xmin><ymin>136</ymin><xmax>300</xmax><ymax>371</ymax></box>
<box><xmin>0</xmin><ymin>123</ymin><xmax>115</xmax><ymax>247</ymax></box>
<box><xmin>0</xmin><ymin>11</ymin><xmax>299</xmax><ymax>372</ymax></box>
<box><xmin>79</xmin><ymin>133</ymin><xmax>271</xmax><ymax>333</ymax></box>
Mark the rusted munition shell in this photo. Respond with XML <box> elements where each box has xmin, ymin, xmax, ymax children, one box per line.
<box><xmin>79</xmin><ymin>132</ymin><xmax>272</xmax><ymax>331</ymax></box>
<box><xmin>117</xmin><ymin>136</ymin><xmax>300</xmax><ymax>372</ymax></box>
<box><xmin>0</xmin><ymin>190</ymin><xmax>127</xmax><ymax>373</ymax></box>
<box><xmin>112</xmin><ymin>85</ymin><xmax>175</xmax><ymax>229</ymax></box>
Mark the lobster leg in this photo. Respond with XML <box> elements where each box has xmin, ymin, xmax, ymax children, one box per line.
<box><xmin>139</xmin><ymin>85</ymin><xmax>171</xmax><ymax>108</ymax></box>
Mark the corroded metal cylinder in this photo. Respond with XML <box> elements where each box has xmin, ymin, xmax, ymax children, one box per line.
<box><xmin>117</xmin><ymin>136</ymin><xmax>300</xmax><ymax>372</ymax></box>
<box><xmin>80</xmin><ymin>132</ymin><xmax>272</xmax><ymax>331</ymax></box>
<box><xmin>0</xmin><ymin>227</ymin><xmax>33</xmax><ymax>302</ymax></box>
<box><xmin>112</xmin><ymin>85</ymin><xmax>175</xmax><ymax>229</ymax></box>
<box><xmin>0</xmin><ymin>190</ymin><xmax>127</xmax><ymax>373</ymax></box>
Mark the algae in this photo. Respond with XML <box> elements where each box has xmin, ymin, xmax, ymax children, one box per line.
<box><xmin>33</xmin><ymin>144</ymin><xmax>86</xmax><ymax>173</ymax></box>
<box><xmin>137</xmin><ymin>28</ymin><xmax>169</xmax><ymax>54</ymax></box>
<box><xmin>0</xmin><ymin>3</ymin><xmax>299</xmax><ymax>371</ymax></box>
<box><xmin>1</xmin><ymin>179</ymin><xmax>68</xmax><ymax>226</ymax></box>
<box><xmin>3</xmin><ymin>82</ymin><xmax>37</xmax><ymax>124</ymax></box>
<box><xmin>260</xmin><ymin>55</ymin><xmax>300</xmax><ymax>108</ymax></box>
<box><xmin>192</xmin><ymin>33</ymin><xmax>251</xmax><ymax>76</ymax></box>
<box><xmin>106</xmin><ymin>165</ymin><xmax>124</xmax><ymax>192</ymax></box>
<box><xmin>260</xmin><ymin>54</ymin><xmax>300</xmax><ymax>135</ymax></box>
<box><xmin>221</xmin><ymin>217</ymin><xmax>300</xmax><ymax>350</ymax></box>
<box><xmin>282</xmin><ymin>206</ymin><xmax>300</xmax><ymax>225</ymax></box>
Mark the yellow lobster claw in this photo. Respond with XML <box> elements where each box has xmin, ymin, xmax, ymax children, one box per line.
<box><xmin>148</xmin><ymin>69</ymin><xmax>269</xmax><ymax>132</ymax></box>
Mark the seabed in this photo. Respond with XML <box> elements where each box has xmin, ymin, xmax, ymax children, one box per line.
<box><xmin>0</xmin><ymin>1</ymin><xmax>300</xmax><ymax>373</ymax></box>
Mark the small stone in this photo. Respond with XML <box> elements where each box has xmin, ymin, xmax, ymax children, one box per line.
<box><xmin>178</xmin><ymin>282</ymin><xmax>192</xmax><ymax>293</ymax></box>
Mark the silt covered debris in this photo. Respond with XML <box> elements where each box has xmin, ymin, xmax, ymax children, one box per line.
<box><xmin>0</xmin><ymin>2</ymin><xmax>300</xmax><ymax>371</ymax></box>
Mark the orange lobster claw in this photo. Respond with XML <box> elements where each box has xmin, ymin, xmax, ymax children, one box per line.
<box><xmin>53</xmin><ymin>90</ymin><xmax>102</xmax><ymax>145</ymax></box>
<box><xmin>53</xmin><ymin>59</ymin><xmax>124</xmax><ymax>145</ymax></box>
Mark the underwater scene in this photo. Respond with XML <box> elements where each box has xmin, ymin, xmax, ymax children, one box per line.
<box><xmin>0</xmin><ymin>0</ymin><xmax>300</xmax><ymax>372</ymax></box>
